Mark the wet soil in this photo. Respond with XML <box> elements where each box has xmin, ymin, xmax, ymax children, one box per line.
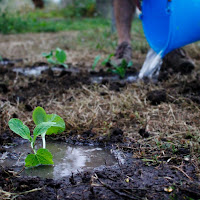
<box><xmin>0</xmin><ymin>59</ymin><xmax>200</xmax><ymax>200</ymax></box>
<box><xmin>1</xmin><ymin>158</ymin><xmax>199</xmax><ymax>200</ymax></box>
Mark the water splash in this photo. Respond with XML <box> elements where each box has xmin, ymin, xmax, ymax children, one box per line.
<box><xmin>139</xmin><ymin>48</ymin><xmax>163</xmax><ymax>79</ymax></box>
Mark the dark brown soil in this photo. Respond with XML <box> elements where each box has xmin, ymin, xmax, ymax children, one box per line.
<box><xmin>147</xmin><ymin>90</ymin><xmax>167</xmax><ymax>105</ymax></box>
<box><xmin>1</xmin><ymin>158</ymin><xmax>199</xmax><ymax>200</ymax></box>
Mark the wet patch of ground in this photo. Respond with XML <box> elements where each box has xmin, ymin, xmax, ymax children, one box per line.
<box><xmin>0</xmin><ymin>154</ymin><xmax>199</xmax><ymax>200</ymax></box>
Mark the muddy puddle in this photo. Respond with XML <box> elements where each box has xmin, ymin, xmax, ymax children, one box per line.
<box><xmin>90</xmin><ymin>74</ymin><xmax>138</xmax><ymax>84</ymax></box>
<box><xmin>13</xmin><ymin>66</ymin><xmax>80</xmax><ymax>76</ymax></box>
<box><xmin>0</xmin><ymin>58</ymin><xmax>23</xmax><ymax>66</ymax></box>
<box><xmin>12</xmin><ymin>65</ymin><xmax>139</xmax><ymax>84</ymax></box>
<box><xmin>0</xmin><ymin>141</ymin><xmax>117</xmax><ymax>180</ymax></box>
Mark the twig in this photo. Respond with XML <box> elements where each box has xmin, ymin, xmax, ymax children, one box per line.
<box><xmin>93</xmin><ymin>174</ymin><xmax>142</xmax><ymax>200</ymax></box>
<box><xmin>0</xmin><ymin>187</ymin><xmax>42</xmax><ymax>200</ymax></box>
<box><xmin>13</xmin><ymin>166</ymin><xmax>25</xmax><ymax>177</ymax></box>
<box><xmin>171</xmin><ymin>166</ymin><xmax>193</xmax><ymax>181</ymax></box>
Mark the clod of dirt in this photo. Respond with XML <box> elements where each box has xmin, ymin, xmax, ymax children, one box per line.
<box><xmin>158</xmin><ymin>71</ymin><xmax>169</xmax><ymax>82</ymax></box>
<box><xmin>176</xmin><ymin>61</ymin><xmax>195</xmax><ymax>74</ymax></box>
<box><xmin>82</xmin><ymin>130</ymin><xmax>95</xmax><ymax>139</ymax></box>
<box><xmin>12</xmin><ymin>95</ymin><xmax>26</xmax><ymax>103</ymax></box>
<box><xmin>109</xmin><ymin>82</ymin><xmax>126</xmax><ymax>92</ymax></box>
<box><xmin>25</xmin><ymin>104</ymin><xmax>33</xmax><ymax>112</ymax></box>
<box><xmin>12</xmin><ymin>113</ymin><xmax>18</xmax><ymax>118</ymax></box>
<box><xmin>147</xmin><ymin>89</ymin><xmax>167</xmax><ymax>105</ymax></box>
<box><xmin>110</xmin><ymin>128</ymin><xmax>124</xmax><ymax>142</ymax></box>
<box><xmin>100</xmin><ymin>92</ymin><xmax>108</xmax><ymax>96</ymax></box>
<box><xmin>138</xmin><ymin>128</ymin><xmax>150</xmax><ymax>138</ymax></box>
<box><xmin>161</xmin><ymin>61</ymin><xmax>195</xmax><ymax>75</ymax></box>
<box><xmin>0</xmin><ymin>147</ymin><xmax>6</xmax><ymax>153</ymax></box>
<box><xmin>0</xmin><ymin>83</ymin><xmax>8</xmax><ymax>93</ymax></box>
<box><xmin>161</xmin><ymin>48</ymin><xmax>195</xmax><ymax>75</ymax></box>
<box><xmin>81</xmin><ymin>171</ymin><xmax>91</xmax><ymax>183</ymax></box>
<box><xmin>0</xmin><ymin>132</ymin><xmax>13</xmax><ymax>145</ymax></box>
<box><xmin>176</xmin><ymin>148</ymin><xmax>190</xmax><ymax>155</ymax></box>
<box><xmin>182</xmin><ymin>80</ymin><xmax>200</xmax><ymax>94</ymax></box>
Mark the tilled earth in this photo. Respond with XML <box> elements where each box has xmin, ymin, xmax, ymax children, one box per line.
<box><xmin>0</xmin><ymin>54</ymin><xmax>200</xmax><ymax>200</ymax></box>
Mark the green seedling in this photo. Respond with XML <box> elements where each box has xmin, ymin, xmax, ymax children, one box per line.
<box><xmin>92</xmin><ymin>54</ymin><xmax>114</xmax><ymax>70</ymax></box>
<box><xmin>101</xmin><ymin>53</ymin><xmax>114</xmax><ymax>66</ymax></box>
<box><xmin>107</xmin><ymin>59</ymin><xmax>133</xmax><ymax>78</ymax></box>
<box><xmin>8</xmin><ymin>107</ymin><xmax>65</xmax><ymax>168</ymax></box>
<box><xmin>92</xmin><ymin>55</ymin><xmax>101</xmax><ymax>70</ymax></box>
<box><xmin>42</xmin><ymin>48</ymin><xmax>68</xmax><ymax>68</ymax></box>
<box><xmin>92</xmin><ymin>53</ymin><xmax>133</xmax><ymax>78</ymax></box>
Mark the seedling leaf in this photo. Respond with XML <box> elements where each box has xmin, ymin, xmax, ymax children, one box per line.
<box><xmin>46</xmin><ymin>114</ymin><xmax>65</xmax><ymax>135</ymax></box>
<box><xmin>55</xmin><ymin>48</ymin><xmax>67</xmax><ymax>63</ymax></box>
<box><xmin>25</xmin><ymin>148</ymin><xmax>54</xmax><ymax>167</ymax></box>
<box><xmin>33</xmin><ymin>122</ymin><xmax>56</xmax><ymax>138</ymax></box>
<box><xmin>8</xmin><ymin>119</ymin><xmax>31</xmax><ymax>141</ymax></box>
<box><xmin>112</xmin><ymin>66</ymin><xmax>126</xmax><ymax>78</ymax></box>
<box><xmin>33</xmin><ymin>106</ymin><xmax>47</xmax><ymax>125</ymax></box>
<box><xmin>127</xmin><ymin>60</ymin><xmax>133</xmax><ymax>68</ymax></box>
<box><xmin>47</xmin><ymin>57</ymin><xmax>57</xmax><ymax>65</ymax></box>
<box><xmin>62</xmin><ymin>63</ymin><xmax>68</xmax><ymax>69</ymax></box>
<box><xmin>42</xmin><ymin>51</ymin><xmax>53</xmax><ymax>58</ymax></box>
<box><xmin>32</xmin><ymin>107</ymin><xmax>65</xmax><ymax>135</ymax></box>
<box><xmin>92</xmin><ymin>55</ymin><xmax>101</xmax><ymax>70</ymax></box>
<box><xmin>42</xmin><ymin>48</ymin><xmax>68</xmax><ymax>68</ymax></box>
<box><xmin>120</xmin><ymin>59</ymin><xmax>128</xmax><ymax>68</ymax></box>
<box><xmin>25</xmin><ymin>154</ymin><xmax>39</xmax><ymax>167</ymax></box>
<box><xmin>101</xmin><ymin>54</ymin><xmax>114</xmax><ymax>66</ymax></box>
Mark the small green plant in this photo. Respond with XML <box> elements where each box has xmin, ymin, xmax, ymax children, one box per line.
<box><xmin>101</xmin><ymin>53</ymin><xmax>114</xmax><ymax>66</ymax></box>
<box><xmin>92</xmin><ymin>54</ymin><xmax>133</xmax><ymax>78</ymax></box>
<box><xmin>92</xmin><ymin>55</ymin><xmax>101</xmax><ymax>70</ymax></box>
<box><xmin>42</xmin><ymin>48</ymin><xmax>68</xmax><ymax>68</ymax></box>
<box><xmin>107</xmin><ymin>59</ymin><xmax>133</xmax><ymax>78</ymax></box>
<box><xmin>8</xmin><ymin>107</ymin><xmax>65</xmax><ymax>168</ymax></box>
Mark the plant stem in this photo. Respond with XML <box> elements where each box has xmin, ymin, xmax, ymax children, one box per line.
<box><xmin>42</xmin><ymin>136</ymin><xmax>46</xmax><ymax>149</ymax></box>
<box><xmin>31</xmin><ymin>142</ymin><xmax>36</xmax><ymax>154</ymax></box>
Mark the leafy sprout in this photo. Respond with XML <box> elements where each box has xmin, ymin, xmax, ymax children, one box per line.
<box><xmin>107</xmin><ymin>59</ymin><xmax>133</xmax><ymax>78</ymax></box>
<box><xmin>42</xmin><ymin>48</ymin><xmax>68</xmax><ymax>69</ymax></box>
<box><xmin>8</xmin><ymin>107</ymin><xmax>65</xmax><ymax>168</ymax></box>
<box><xmin>92</xmin><ymin>55</ymin><xmax>101</xmax><ymax>70</ymax></box>
<box><xmin>92</xmin><ymin>53</ymin><xmax>133</xmax><ymax>78</ymax></box>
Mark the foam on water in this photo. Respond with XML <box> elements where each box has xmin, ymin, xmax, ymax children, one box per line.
<box><xmin>139</xmin><ymin>48</ymin><xmax>163</xmax><ymax>79</ymax></box>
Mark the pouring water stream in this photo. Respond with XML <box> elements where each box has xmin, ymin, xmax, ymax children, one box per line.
<box><xmin>139</xmin><ymin>48</ymin><xmax>163</xmax><ymax>79</ymax></box>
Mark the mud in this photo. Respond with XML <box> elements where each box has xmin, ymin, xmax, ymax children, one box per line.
<box><xmin>0</xmin><ymin>155</ymin><xmax>199</xmax><ymax>200</ymax></box>
<box><xmin>147</xmin><ymin>90</ymin><xmax>167</xmax><ymax>105</ymax></box>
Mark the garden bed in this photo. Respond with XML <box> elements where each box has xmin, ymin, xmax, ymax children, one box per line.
<box><xmin>0</xmin><ymin>57</ymin><xmax>200</xmax><ymax>200</ymax></box>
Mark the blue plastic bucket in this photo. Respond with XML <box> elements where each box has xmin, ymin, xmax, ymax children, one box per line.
<box><xmin>141</xmin><ymin>0</ymin><xmax>200</xmax><ymax>57</ymax></box>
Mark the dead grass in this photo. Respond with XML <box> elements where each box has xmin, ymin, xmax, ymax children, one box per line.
<box><xmin>1</xmin><ymin>79</ymin><xmax>199</xmax><ymax>173</ymax></box>
<box><xmin>0</xmin><ymin>31</ymin><xmax>103</xmax><ymax>67</ymax></box>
